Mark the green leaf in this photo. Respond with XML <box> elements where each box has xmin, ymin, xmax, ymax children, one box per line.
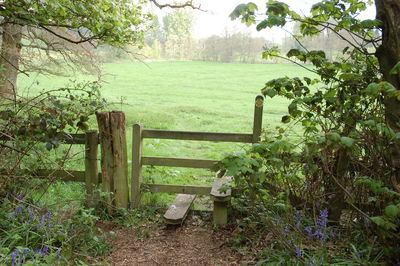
<box><xmin>389</xmin><ymin>61</ymin><xmax>400</xmax><ymax>75</ymax></box>
<box><xmin>384</xmin><ymin>205</ymin><xmax>400</xmax><ymax>218</ymax></box>
<box><xmin>281</xmin><ymin>115</ymin><xmax>291</xmax><ymax>123</ymax></box>
<box><xmin>264</xmin><ymin>88</ymin><xmax>276</xmax><ymax>98</ymax></box>
<box><xmin>370</xmin><ymin>216</ymin><xmax>385</xmax><ymax>226</ymax></box>
<box><xmin>340</xmin><ymin>136</ymin><xmax>354</xmax><ymax>148</ymax></box>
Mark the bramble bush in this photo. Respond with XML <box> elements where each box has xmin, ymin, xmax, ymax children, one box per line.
<box><xmin>221</xmin><ymin>0</ymin><xmax>400</xmax><ymax>264</ymax></box>
<box><xmin>0</xmin><ymin>80</ymin><xmax>109</xmax><ymax>264</ymax></box>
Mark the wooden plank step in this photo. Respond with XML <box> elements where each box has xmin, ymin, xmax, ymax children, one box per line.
<box><xmin>164</xmin><ymin>194</ymin><xmax>196</xmax><ymax>225</ymax></box>
<box><xmin>211</xmin><ymin>176</ymin><xmax>232</xmax><ymax>202</ymax></box>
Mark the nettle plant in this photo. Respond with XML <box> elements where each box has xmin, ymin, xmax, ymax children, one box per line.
<box><xmin>221</xmin><ymin>0</ymin><xmax>400</xmax><ymax>257</ymax></box>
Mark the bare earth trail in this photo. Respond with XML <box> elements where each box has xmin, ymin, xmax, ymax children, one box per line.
<box><xmin>102</xmin><ymin>215</ymin><xmax>245</xmax><ymax>266</ymax></box>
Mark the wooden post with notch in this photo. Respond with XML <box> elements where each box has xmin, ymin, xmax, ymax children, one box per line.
<box><xmin>131</xmin><ymin>123</ymin><xmax>143</xmax><ymax>208</ymax></box>
<box><xmin>252</xmin><ymin>95</ymin><xmax>264</xmax><ymax>143</ymax></box>
<box><xmin>96</xmin><ymin>111</ymin><xmax>129</xmax><ymax>212</ymax></box>
<box><xmin>85</xmin><ymin>130</ymin><xmax>99</xmax><ymax>205</ymax></box>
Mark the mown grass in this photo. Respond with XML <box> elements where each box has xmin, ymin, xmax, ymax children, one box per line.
<box><xmin>19</xmin><ymin>61</ymin><xmax>313</xmax><ymax>207</ymax></box>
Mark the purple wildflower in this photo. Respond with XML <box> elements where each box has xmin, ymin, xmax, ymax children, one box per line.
<box><xmin>35</xmin><ymin>249</ymin><xmax>45</xmax><ymax>256</ymax></box>
<box><xmin>36</xmin><ymin>214</ymin><xmax>46</xmax><ymax>229</ymax></box>
<box><xmin>294</xmin><ymin>244</ymin><xmax>302</xmax><ymax>257</ymax></box>
<box><xmin>319</xmin><ymin>209</ymin><xmax>328</xmax><ymax>228</ymax></box>
<box><xmin>307</xmin><ymin>257</ymin><xmax>317</xmax><ymax>266</ymax></box>
<box><xmin>42</xmin><ymin>246</ymin><xmax>49</xmax><ymax>254</ymax></box>
<box><xmin>295</xmin><ymin>211</ymin><xmax>302</xmax><ymax>228</ymax></box>
<box><xmin>11</xmin><ymin>250</ymin><xmax>19</xmax><ymax>266</ymax></box>
<box><xmin>57</xmin><ymin>248</ymin><xmax>62</xmax><ymax>260</ymax></box>
<box><xmin>304</xmin><ymin>226</ymin><xmax>312</xmax><ymax>237</ymax></box>
<box><xmin>22</xmin><ymin>249</ymin><xmax>31</xmax><ymax>262</ymax></box>
<box><xmin>15</xmin><ymin>207</ymin><xmax>23</xmax><ymax>216</ymax></box>
<box><xmin>284</xmin><ymin>225</ymin><xmax>289</xmax><ymax>236</ymax></box>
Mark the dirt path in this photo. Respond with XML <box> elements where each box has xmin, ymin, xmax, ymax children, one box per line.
<box><xmin>103</xmin><ymin>214</ymin><xmax>245</xmax><ymax>265</ymax></box>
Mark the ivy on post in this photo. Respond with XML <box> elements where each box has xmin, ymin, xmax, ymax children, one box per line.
<box><xmin>96</xmin><ymin>111</ymin><xmax>129</xmax><ymax>212</ymax></box>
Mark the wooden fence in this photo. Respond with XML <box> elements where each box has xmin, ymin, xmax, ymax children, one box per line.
<box><xmin>0</xmin><ymin>131</ymin><xmax>100</xmax><ymax>203</ymax></box>
<box><xmin>1</xmin><ymin>95</ymin><xmax>264</xmax><ymax>219</ymax></box>
<box><xmin>130</xmin><ymin>95</ymin><xmax>264</xmax><ymax>208</ymax></box>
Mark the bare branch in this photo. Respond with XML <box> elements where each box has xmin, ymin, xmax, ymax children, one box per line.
<box><xmin>149</xmin><ymin>0</ymin><xmax>205</xmax><ymax>11</ymax></box>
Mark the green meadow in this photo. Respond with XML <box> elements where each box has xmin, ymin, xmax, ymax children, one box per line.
<box><xmin>18</xmin><ymin>61</ymin><xmax>312</xmax><ymax>206</ymax></box>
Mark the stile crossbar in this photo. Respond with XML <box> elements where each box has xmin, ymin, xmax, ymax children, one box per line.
<box><xmin>131</xmin><ymin>95</ymin><xmax>264</xmax><ymax>225</ymax></box>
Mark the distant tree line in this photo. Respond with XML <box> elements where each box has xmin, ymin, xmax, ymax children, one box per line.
<box><xmin>98</xmin><ymin>9</ymin><xmax>375</xmax><ymax>64</ymax></box>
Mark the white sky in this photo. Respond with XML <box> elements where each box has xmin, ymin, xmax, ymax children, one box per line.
<box><xmin>151</xmin><ymin>0</ymin><xmax>376</xmax><ymax>43</ymax></box>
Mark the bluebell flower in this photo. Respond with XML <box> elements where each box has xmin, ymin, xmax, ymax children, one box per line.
<box><xmin>319</xmin><ymin>209</ymin><xmax>328</xmax><ymax>228</ymax></box>
<box><xmin>35</xmin><ymin>249</ymin><xmax>45</xmax><ymax>256</ymax></box>
<box><xmin>42</xmin><ymin>246</ymin><xmax>49</xmax><ymax>254</ymax></box>
<box><xmin>284</xmin><ymin>225</ymin><xmax>289</xmax><ymax>236</ymax></box>
<box><xmin>57</xmin><ymin>248</ymin><xmax>62</xmax><ymax>260</ymax></box>
<box><xmin>295</xmin><ymin>211</ymin><xmax>302</xmax><ymax>228</ymax></box>
<box><xmin>22</xmin><ymin>249</ymin><xmax>31</xmax><ymax>262</ymax></box>
<box><xmin>36</xmin><ymin>214</ymin><xmax>46</xmax><ymax>229</ymax></box>
<box><xmin>15</xmin><ymin>207</ymin><xmax>23</xmax><ymax>216</ymax></box>
<box><xmin>304</xmin><ymin>226</ymin><xmax>312</xmax><ymax>237</ymax></box>
<box><xmin>294</xmin><ymin>244</ymin><xmax>302</xmax><ymax>257</ymax></box>
<box><xmin>11</xmin><ymin>250</ymin><xmax>19</xmax><ymax>266</ymax></box>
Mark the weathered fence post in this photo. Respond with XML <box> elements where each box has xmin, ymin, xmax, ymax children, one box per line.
<box><xmin>252</xmin><ymin>95</ymin><xmax>264</xmax><ymax>143</ymax></box>
<box><xmin>131</xmin><ymin>123</ymin><xmax>143</xmax><ymax>208</ymax></box>
<box><xmin>250</xmin><ymin>95</ymin><xmax>264</xmax><ymax>201</ymax></box>
<box><xmin>96</xmin><ymin>111</ymin><xmax>129</xmax><ymax>211</ymax></box>
<box><xmin>85</xmin><ymin>130</ymin><xmax>99</xmax><ymax>205</ymax></box>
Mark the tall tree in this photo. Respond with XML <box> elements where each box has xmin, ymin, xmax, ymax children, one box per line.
<box><xmin>375</xmin><ymin>0</ymin><xmax>400</xmax><ymax>178</ymax></box>
<box><xmin>163</xmin><ymin>8</ymin><xmax>194</xmax><ymax>59</ymax></box>
<box><xmin>0</xmin><ymin>0</ymin><xmax>152</xmax><ymax>98</ymax></box>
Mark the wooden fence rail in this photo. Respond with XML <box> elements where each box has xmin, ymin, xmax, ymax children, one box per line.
<box><xmin>142</xmin><ymin>130</ymin><xmax>253</xmax><ymax>143</ymax></box>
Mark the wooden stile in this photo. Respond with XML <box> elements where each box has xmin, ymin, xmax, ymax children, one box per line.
<box><xmin>131</xmin><ymin>123</ymin><xmax>143</xmax><ymax>208</ymax></box>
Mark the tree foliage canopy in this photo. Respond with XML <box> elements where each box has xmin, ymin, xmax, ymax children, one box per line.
<box><xmin>1</xmin><ymin>0</ymin><xmax>152</xmax><ymax>46</ymax></box>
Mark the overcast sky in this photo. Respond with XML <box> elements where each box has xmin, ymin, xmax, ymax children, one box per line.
<box><xmin>151</xmin><ymin>0</ymin><xmax>376</xmax><ymax>42</ymax></box>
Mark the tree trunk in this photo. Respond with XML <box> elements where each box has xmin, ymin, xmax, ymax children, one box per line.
<box><xmin>375</xmin><ymin>0</ymin><xmax>400</xmax><ymax>188</ymax></box>
<box><xmin>0</xmin><ymin>23</ymin><xmax>23</xmax><ymax>99</ymax></box>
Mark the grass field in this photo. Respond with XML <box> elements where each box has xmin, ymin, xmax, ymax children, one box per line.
<box><xmin>18</xmin><ymin>61</ymin><xmax>313</xmax><ymax>207</ymax></box>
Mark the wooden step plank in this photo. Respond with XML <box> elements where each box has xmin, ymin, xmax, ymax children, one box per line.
<box><xmin>211</xmin><ymin>176</ymin><xmax>232</xmax><ymax>202</ymax></box>
<box><xmin>164</xmin><ymin>194</ymin><xmax>196</xmax><ymax>225</ymax></box>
